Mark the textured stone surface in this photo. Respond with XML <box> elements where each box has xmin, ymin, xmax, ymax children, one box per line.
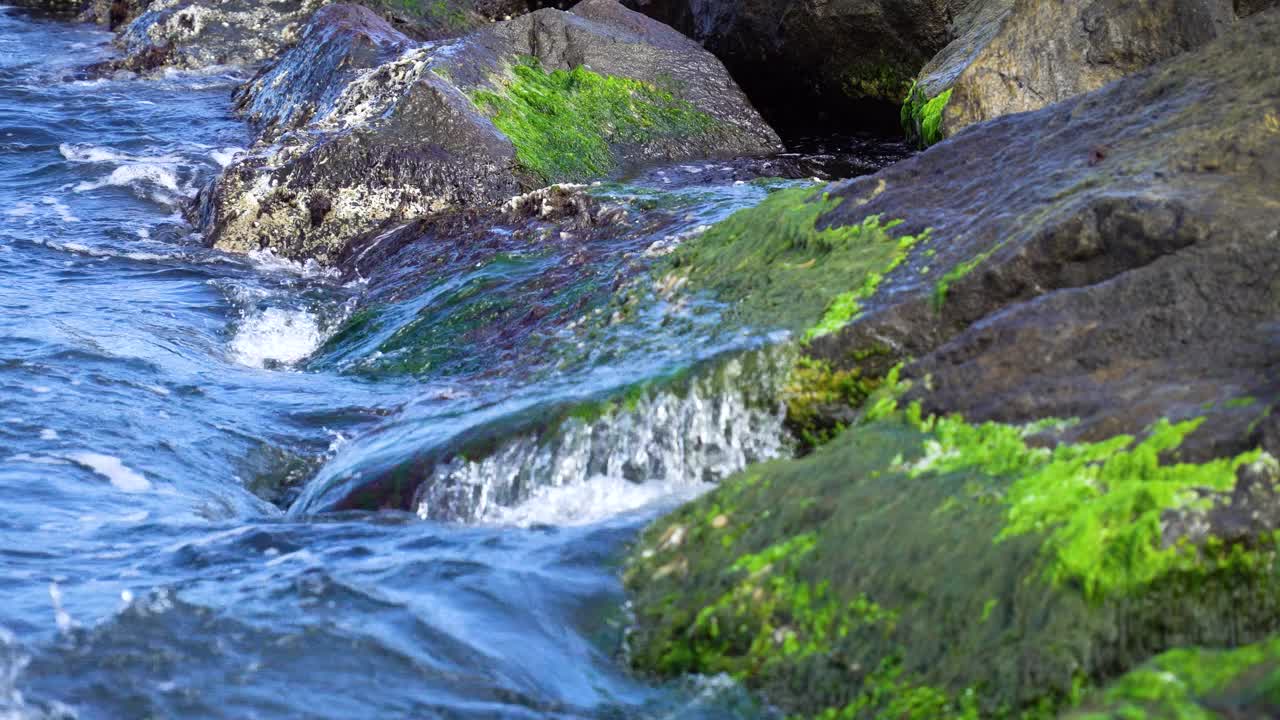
<box><xmin>196</xmin><ymin>0</ymin><xmax>780</xmax><ymax>265</ymax></box>
<box><xmin>627</xmin><ymin>9</ymin><xmax>1280</xmax><ymax>716</ymax></box>
<box><xmin>814</xmin><ymin>7</ymin><xmax>1280</xmax><ymax>459</ymax></box>
<box><xmin>908</xmin><ymin>0</ymin><xmax>1240</xmax><ymax>143</ymax></box>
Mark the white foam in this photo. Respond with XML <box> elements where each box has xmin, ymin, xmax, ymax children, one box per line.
<box><xmin>74</xmin><ymin>164</ymin><xmax>185</xmax><ymax>196</ymax></box>
<box><xmin>3</xmin><ymin>202</ymin><xmax>34</xmax><ymax>218</ymax></box>
<box><xmin>39</xmin><ymin>429</ymin><xmax>58</xmax><ymax>441</ymax></box>
<box><xmin>61</xmin><ymin>143</ymin><xmax>192</xmax><ymax>205</ymax></box>
<box><xmin>69</xmin><ymin>452</ymin><xmax>152</xmax><ymax>493</ymax></box>
<box><xmin>6</xmin><ymin>454</ymin><xmax>69</xmax><ymax>466</ymax></box>
<box><xmin>38</xmin><ymin>196</ymin><xmax>78</xmax><ymax>223</ymax></box>
<box><xmin>211</xmin><ymin>146</ymin><xmax>244</xmax><ymax>168</ymax></box>
<box><xmin>413</xmin><ymin>348</ymin><xmax>795</xmax><ymax>525</ymax></box>
<box><xmin>245</xmin><ymin>248</ymin><xmax>339</xmax><ymax>279</ymax></box>
<box><xmin>230</xmin><ymin>307</ymin><xmax>324</xmax><ymax>368</ymax></box>
<box><xmin>486</xmin><ymin>475</ymin><xmax>712</xmax><ymax>527</ymax></box>
<box><xmin>59</xmin><ymin>143</ymin><xmax>180</xmax><ymax>165</ymax></box>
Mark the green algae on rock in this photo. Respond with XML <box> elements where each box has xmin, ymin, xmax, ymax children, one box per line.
<box><xmin>472</xmin><ymin>59</ymin><xmax>718</xmax><ymax>184</ymax></box>
<box><xmin>626</xmin><ymin>385</ymin><xmax>1280</xmax><ymax>717</ymax></box>
<box><xmin>1067</xmin><ymin>636</ymin><xmax>1280</xmax><ymax>718</ymax></box>
<box><xmin>200</xmin><ymin>0</ymin><xmax>781</xmax><ymax>266</ymax></box>
<box><xmin>900</xmin><ymin>83</ymin><xmax>952</xmax><ymax>147</ymax></box>
<box><xmin>660</xmin><ymin>186</ymin><xmax>930</xmax><ymax>336</ymax></box>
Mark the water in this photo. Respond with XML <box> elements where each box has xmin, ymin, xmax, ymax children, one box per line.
<box><xmin>0</xmin><ymin>6</ymin><xmax>914</xmax><ymax>716</ymax></box>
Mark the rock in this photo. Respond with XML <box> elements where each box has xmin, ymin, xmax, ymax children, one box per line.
<box><xmin>1065</xmin><ymin>635</ymin><xmax>1280</xmax><ymax>717</ymax></box>
<box><xmin>2</xmin><ymin>0</ymin><xmax>83</xmax><ymax>14</ymax></box>
<box><xmin>197</xmin><ymin>0</ymin><xmax>780</xmax><ymax>265</ymax></box>
<box><xmin>621</xmin><ymin>0</ymin><xmax>954</xmax><ymax>132</ymax></box>
<box><xmin>627</xmin><ymin>8</ymin><xmax>1280</xmax><ymax>717</ymax></box>
<box><xmin>92</xmin><ymin>0</ymin><xmax>552</xmax><ymax>75</ymax></box>
<box><xmin>115</xmin><ymin>0</ymin><xmax>330</xmax><ymax>70</ymax></box>
<box><xmin>812</xmin><ymin>6</ymin><xmax>1280</xmax><ymax>461</ymax></box>
<box><xmin>1237</xmin><ymin>0</ymin><xmax>1280</xmax><ymax>14</ymax></box>
<box><xmin>77</xmin><ymin>0</ymin><xmax>149</xmax><ymax>28</ymax></box>
<box><xmin>903</xmin><ymin>0</ymin><xmax>1239</xmax><ymax>145</ymax></box>
<box><xmin>230</xmin><ymin>4</ymin><xmax>414</xmax><ymax>143</ymax></box>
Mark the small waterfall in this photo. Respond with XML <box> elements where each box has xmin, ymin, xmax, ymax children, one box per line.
<box><xmin>415</xmin><ymin>345</ymin><xmax>796</xmax><ymax>524</ymax></box>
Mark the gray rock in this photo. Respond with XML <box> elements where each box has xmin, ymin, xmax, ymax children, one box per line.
<box><xmin>905</xmin><ymin>0</ymin><xmax>1242</xmax><ymax>144</ymax></box>
<box><xmin>77</xmin><ymin>0</ymin><xmax>149</xmax><ymax>29</ymax></box>
<box><xmin>197</xmin><ymin>0</ymin><xmax>780</xmax><ymax>265</ymax></box>
<box><xmin>93</xmin><ymin>0</ymin><xmax>549</xmax><ymax>75</ymax></box>
<box><xmin>808</xmin><ymin>6</ymin><xmax>1280</xmax><ymax>466</ymax></box>
<box><xmin>118</xmin><ymin>0</ymin><xmax>330</xmax><ymax>69</ymax></box>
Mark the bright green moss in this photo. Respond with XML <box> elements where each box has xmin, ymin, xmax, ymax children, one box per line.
<box><xmin>665</xmin><ymin>187</ymin><xmax>927</xmax><ymax>334</ymax></box>
<box><xmin>783</xmin><ymin>356</ymin><xmax>887</xmax><ymax>450</ymax></box>
<box><xmin>1068</xmin><ymin>636</ymin><xmax>1280</xmax><ymax>718</ymax></box>
<box><xmin>999</xmin><ymin>419</ymin><xmax>1265</xmax><ymax>600</ymax></box>
<box><xmin>873</xmin><ymin>384</ymin><xmax>1269</xmax><ymax>601</ymax></box>
<box><xmin>901</xmin><ymin>82</ymin><xmax>953</xmax><ymax>147</ymax></box>
<box><xmin>628</xmin><ymin>377</ymin><xmax>1280</xmax><ymax>718</ymax></box>
<box><xmin>472</xmin><ymin>59</ymin><xmax>717</xmax><ymax>184</ymax></box>
<box><xmin>807</xmin><ymin>226</ymin><xmax>929</xmax><ymax>340</ymax></box>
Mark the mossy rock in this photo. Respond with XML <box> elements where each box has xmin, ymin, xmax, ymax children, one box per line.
<box><xmin>658</xmin><ymin>185</ymin><xmax>930</xmax><ymax>337</ymax></box>
<box><xmin>1068</xmin><ymin>636</ymin><xmax>1280</xmax><ymax>718</ymax></box>
<box><xmin>900</xmin><ymin>82</ymin><xmax>952</xmax><ymax>147</ymax></box>
<box><xmin>625</xmin><ymin>391</ymin><xmax>1280</xmax><ymax>718</ymax></box>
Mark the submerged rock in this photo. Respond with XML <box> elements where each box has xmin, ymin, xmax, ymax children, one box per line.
<box><xmin>620</xmin><ymin>0</ymin><xmax>954</xmax><ymax>131</ymax></box>
<box><xmin>290</xmin><ymin>345</ymin><xmax>794</xmax><ymax>519</ymax></box>
<box><xmin>197</xmin><ymin>0</ymin><xmax>780</xmax><ymax>265</ymax></box>
<box><xmin>627</xmin><ymin>8</ymin><xmax>1280</xmax><ymax>717</ymax></box>
<box><xmin>903</xmin><ymin>0</ymin><xmax>1245</xmax><ymax>145</ymax></box>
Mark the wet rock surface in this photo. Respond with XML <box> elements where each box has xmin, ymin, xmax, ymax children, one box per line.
<box><xmin>814</xmin><ymin>6</ymin><xmax>1280</xmax><ymax>460</ymax></box>
<box><xmin>905</xmin><ymin>0</ymin><xmax>1247</xmax><ymax>144</ymax></box>
<box><xmin>196</xmin><ymin>0</ymin><xmax>780</xmax><ymax>265</ymax></box>
<box><xmin>626</xmin><ymin>8</ymin><xmax>1280</xmax><ymax>718</ymax></box>
<box><xmin>114</xmin><ymin>0</ymin><xmax>329</xmax><ymax>70</ymax></box>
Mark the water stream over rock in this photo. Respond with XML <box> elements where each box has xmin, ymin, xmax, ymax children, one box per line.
<box><xmin>0</xmin><ymin>6</ymin><xmax>908</xmax><ymax>717</ymax></box>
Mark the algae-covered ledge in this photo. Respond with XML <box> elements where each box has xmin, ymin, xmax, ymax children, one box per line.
<box><xmin>623</xmin><ymin>374</ymin><xmax>1280</xmax><ymax>719</ymax></box>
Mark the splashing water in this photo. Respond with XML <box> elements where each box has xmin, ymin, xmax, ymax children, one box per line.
<box><xmin>229</xmin><ymin>307</ymin><xmax>327</xmax><ymax>369</ymax></box>
<box><xmin>0</xmin><ymin>5</ymin><xmax>900</xmax><ymax>718</ymax></box>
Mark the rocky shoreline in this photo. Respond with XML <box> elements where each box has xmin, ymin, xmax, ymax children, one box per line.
<box><xmin>20</xmin><ymin>0</ymin><xmax>1280</xmax><ymax>715</ymax></box>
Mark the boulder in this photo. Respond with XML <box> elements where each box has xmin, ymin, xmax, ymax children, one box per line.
<box><xmin>627</xmin><ymin>7</ymin><xmax>1280</xmax><ymax>717</ymax></box>
<box><xmin>114</xmin><ymin>0</ymin><xmax>330</xmax><ymax>70</ymax></box>
<box><xmin>91</xmin><ymin>0</ymin><xmax>554</xmax><ymax>74</ymax></box>
<box><xmin>903</xmin><ymin>0</ymin><xmax>1239</xmax><ymax>145</ymax></box>
<box><xmin>621</xmin><ymin>0</ymin><xmax>954</xmax><ymax>131</ymax></box>
<box><xmin>196</xmin><ymin>0</ymin><xmax>781</xmax><ymax>265</ymax></box>
<box><xmin>77</xmin><ymin>0</ymin><xmax>149</xmax><ymax>28</ymax></box>
<box><xmin>1237</xmin><ymin>0</ymin><xmax>1280</xmax><ymax>14</ymax></box>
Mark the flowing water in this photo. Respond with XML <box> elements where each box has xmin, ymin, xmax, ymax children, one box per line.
<box><xmin>0</xmin><ymin>7</ymin><xmax>905</xmax><ymax>718</ymax></box>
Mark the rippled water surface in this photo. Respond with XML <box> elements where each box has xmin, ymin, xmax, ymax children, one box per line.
<box><xmin>0</xmin><ymin>7</ymin><xmax>841</xmax><ymax>717</ymax></box>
